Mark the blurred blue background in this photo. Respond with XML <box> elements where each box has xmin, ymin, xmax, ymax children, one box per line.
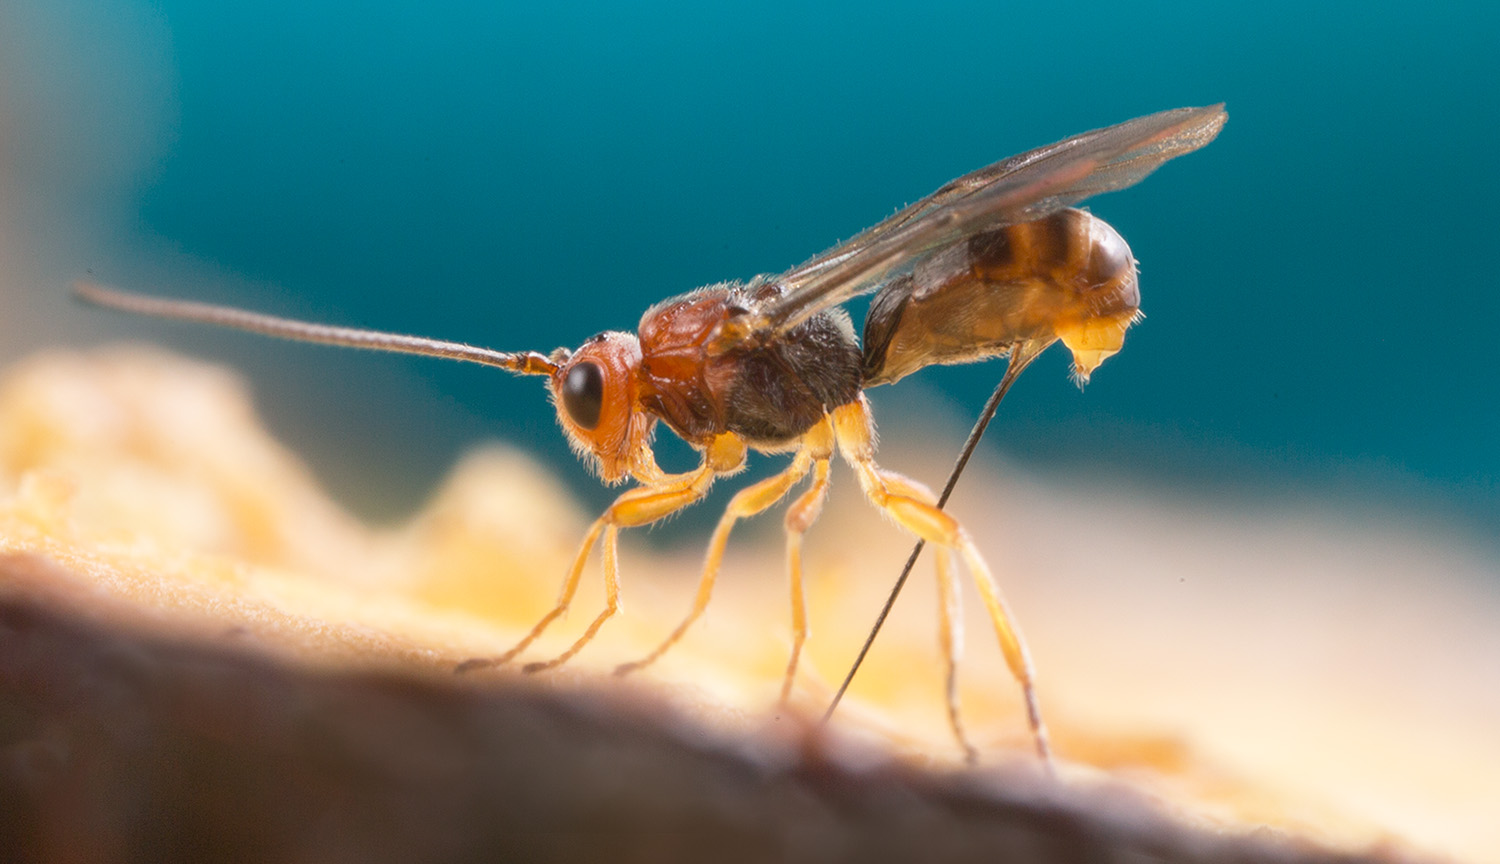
<box><xmin>2</xmin><ymin>0</ymin><xmax>1497</xmax><ymax>538</ymax></box>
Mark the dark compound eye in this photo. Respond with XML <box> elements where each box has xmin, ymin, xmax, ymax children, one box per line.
<box><xmin>561</xmin><ymin>361</ymin><xmax>604</xmax><ymax>430</ymax></box>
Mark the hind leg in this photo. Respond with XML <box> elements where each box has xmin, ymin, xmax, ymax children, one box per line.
<box><xmin>931</xmin><ymin>545</ymin><xmax>979</xmax><ymax>763</ymax></box>
<box><xmin>832</xmin><ymin>396</ymin><xmax>1051</xmax><ymax>763</ymax></box>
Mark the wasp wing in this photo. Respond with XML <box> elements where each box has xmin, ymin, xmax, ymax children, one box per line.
<box><xmin>738</xmin><ymin>104</ymin><xmax>1226</xmax><ymax>342</ymax></box>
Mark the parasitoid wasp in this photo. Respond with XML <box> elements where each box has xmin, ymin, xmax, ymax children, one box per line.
<box><xmin>78</xmin><ymin>104</ymin><xmax>1227</xmax><ymax>764</ymax></box>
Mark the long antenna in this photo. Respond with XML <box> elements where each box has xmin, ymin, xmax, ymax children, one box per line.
<box><xmin>74</xmin><ymin>281</ymin><xmax>559</xmax><ymax>376</ymax></box>
<box><xmin>820</xmin><ymin>340</ymin><xmax>1046</xmax><ymax>726</ymax></box>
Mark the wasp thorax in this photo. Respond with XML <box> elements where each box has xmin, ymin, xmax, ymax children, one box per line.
<box><xmin>550</xmin><ymin>332</ymin><xmax>650</xmax><ymax>483</ymax></box>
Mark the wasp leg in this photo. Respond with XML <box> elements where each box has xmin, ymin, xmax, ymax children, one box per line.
<box><xmin>615</xmin><ymin>418</ymin><xmax>835</xmax><ymax>684</ymax></box>
<box><xmin>612</xmin><ymin>456</ymin><xmax>808</xmax><ymax>677</ymax></box>
<box><xmin>931</xmin><ymin>545</ymin><xmax>978</xmax><ymax>763</ymax></box>
<box><xmin>522</xmin><ymin>523</ymin><xmax>624</xmax><ymax>673</ymax></box>
<box><xmin>779</xmin><ymin>455</ymin><xmax>831</xmax><ymax>704</ymax></box>
<box><xmin>832</xmin><ymin>396</ymin><xmax>1051</xmax><ymax>764</ymax></box>
<box><xmin>455</xmin><ymin>460</ymin><xmax>720</xmax><ymax>674</ymax></box>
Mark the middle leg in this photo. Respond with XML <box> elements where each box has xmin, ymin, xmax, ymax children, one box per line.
<box><xmin>615</xmin><ymin>417</ymin><xmax>836</xmax><ymax>680</ymax></box>
<box><xmin>779</xmin><ymin>456</ymin><xmax>831</xmax><ymax>704</ymax></box>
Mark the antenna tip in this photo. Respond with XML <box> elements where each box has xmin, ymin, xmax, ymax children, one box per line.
<box><xmin>73</xmin><ymin>280</ymin><xmax>118</xmax><ymax>306</ymax></box>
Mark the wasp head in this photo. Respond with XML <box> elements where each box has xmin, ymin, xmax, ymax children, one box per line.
<box><xmin>549</xmin><ymin>331</ymin><xmax>654</xmax><ymax>484</ymax></box>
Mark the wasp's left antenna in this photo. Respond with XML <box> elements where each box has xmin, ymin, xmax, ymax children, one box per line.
<box><xmin>74</xmin><ymin>282</ymin><xmax>559</xmax><ymax>376</ymax></box>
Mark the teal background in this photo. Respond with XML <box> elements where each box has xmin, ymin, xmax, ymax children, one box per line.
<box><xmin>6</xmin><ymin>0</ymin><xmax>1498</xmax><ymax>536</ymax></box>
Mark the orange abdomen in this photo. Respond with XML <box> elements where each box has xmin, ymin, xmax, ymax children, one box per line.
<box><xmin>862</xmin><ymin>208</ymin><xmax>1140</xmax><ymax>385</ymax></box>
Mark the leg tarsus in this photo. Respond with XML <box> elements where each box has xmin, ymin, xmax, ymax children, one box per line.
<box><xmin>779</xmin><ymin>529</ymin><xmax>808</xmax><ymax>705</ymax></box>
<box><xmin>455</xmin><ymin>517</ymin><xmax>606</xmax><ymax>672</ymax></box>
<box><xmin>964</xmin><ymin>544</ymin><xmax>1052</xmax><ymax>764</ymax></box>
<box><xmin>523</xmin><ymin>525</ymin><xmax>624</xmax><ymax>673</ymax></box>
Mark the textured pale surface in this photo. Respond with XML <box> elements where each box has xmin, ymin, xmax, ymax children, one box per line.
<box><xmin>0</xmin><ymin>347</ymin><xmax>1490</xmax><ymax>862</ymax></box>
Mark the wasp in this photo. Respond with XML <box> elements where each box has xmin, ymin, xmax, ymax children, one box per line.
<box><xmin>77</xmin><ymin>104</ymin><xmax>1226</xmax><ymax>764</ymax></box>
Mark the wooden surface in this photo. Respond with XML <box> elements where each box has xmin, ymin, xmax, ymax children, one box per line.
<box><xmin>0</xmin><ymin>554</ymin><xmax>1405</xmax><ymax>864</ymax></box>
<box><xmin>0</xmin><ymin>347</ymin><xmax>1473</xmax><ymax>863</ymax></box>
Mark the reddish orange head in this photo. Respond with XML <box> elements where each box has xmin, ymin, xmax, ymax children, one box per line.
<box><xmin>549</xmin><ymin>331</ymin><xmax>653</xmax><ymax>484</ymax></box>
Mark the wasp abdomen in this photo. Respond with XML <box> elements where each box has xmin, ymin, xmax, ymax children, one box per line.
<box><xmin>862</xmin><ymin>208</ymin><xmax>1140</xmax><ymax>386</ymax></box>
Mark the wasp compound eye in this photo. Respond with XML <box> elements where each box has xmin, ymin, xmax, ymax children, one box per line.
<box><xmin>561</xmin><ymin>361</ymin><xmax>604</xmax><ymax>430</ymax></box>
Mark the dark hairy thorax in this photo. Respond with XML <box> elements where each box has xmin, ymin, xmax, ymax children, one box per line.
<box><xmin>636</xmin><ymin>281</ymin><xmax>863</xmax><ymax>449</ymax></box>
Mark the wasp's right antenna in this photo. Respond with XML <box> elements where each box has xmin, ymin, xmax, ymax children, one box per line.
<box><xmin>820</xmin><ymin>339</ymin><xmax>1048</xmax><ymax>729</ymax></box>
<box><xmin>74</xmin><ymin>281</ymin><xmax>560</xmax><ymax>376</ymax></box>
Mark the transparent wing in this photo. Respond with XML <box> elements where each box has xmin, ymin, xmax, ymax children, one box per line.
<box><xmin>738</xmin><ymin>104</ymin><xmax>1226</xmax><ymax>342</ymax></box>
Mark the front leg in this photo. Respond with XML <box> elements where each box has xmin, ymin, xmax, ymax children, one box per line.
<box><xmin>457</xmin><ymin>436</ymin><xmax>742</xmax><ymax>673</ymax></box>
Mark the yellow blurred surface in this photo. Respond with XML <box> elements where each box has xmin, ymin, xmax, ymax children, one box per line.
<box><xmin>0</xmin><ymin>347</ymin><xmax>1494</xmax><ymax>862</ymax></box>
